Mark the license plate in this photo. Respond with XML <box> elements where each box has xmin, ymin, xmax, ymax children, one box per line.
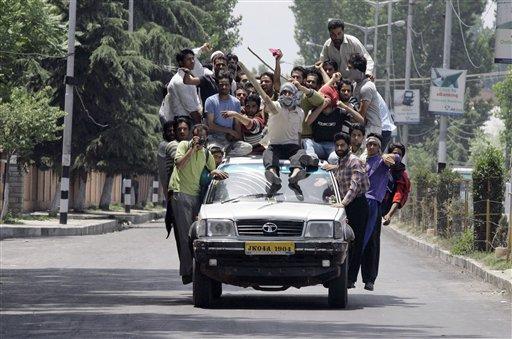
<box><xmin>244</xmin><ymin>241</ymin><xmax>295</xmax><ymax>255</ymax></box>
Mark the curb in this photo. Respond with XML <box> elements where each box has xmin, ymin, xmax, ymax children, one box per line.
<box><xmin>0</xmin><ymin>210</ymin><xmax>164</xmax><ymax>240</ymax></box>
<box><xmin>0</xmin><ymin>220</ymin><xmax>120</xmax><ymax>240</ymax></box>
<box><xmin>384</xmin><ymin>225</ymin><xmax>512</xmax><ymax>293</ymax></box>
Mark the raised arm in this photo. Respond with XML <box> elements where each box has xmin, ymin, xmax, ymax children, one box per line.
<box><xmin>315</xmin><ymin>61</ymin><xmax>331</xmax><ymax>85</ymax></box>
<box><xmin>180</xmin><ymin>68</ymin><xmax>201</xmax><ymax>86</ymax></box>
<box><xmin>273</xmin><ymin>49</ymin><xmax>283</xmax><ymax>92</ymax></box>
<box><xmin>238</xmin><ymin>61</ymin><xmax>278</xmax><ymax>115</ymax></box>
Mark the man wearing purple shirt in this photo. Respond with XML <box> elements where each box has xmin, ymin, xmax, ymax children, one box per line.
<box><xmin>361</xmin><ymin>133</ymin><xmax>400</xmax><ymax>291</ymax></box>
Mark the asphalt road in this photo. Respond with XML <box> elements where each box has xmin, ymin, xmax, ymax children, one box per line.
<box><xmin>1</xmin><ymin>220</ymin><xmax>511</xmax><ymax>338</ymax></box>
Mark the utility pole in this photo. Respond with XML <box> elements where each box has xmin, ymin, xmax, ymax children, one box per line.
<box><xmin>384</xmin><ymin>1</ymin><xmax>393</xmax><ymax>106</ymax></box>
<box><xmin>129</xmin><ymin>0</ymin><xmax>134</xmax><ymax>32</ymax></box>
<box><xmin>124</xmin><ymin>0</ymin><xmax>134</xmax><ymax>213</ymax></box>
<box><xmin>373</xmin><ymin>1</ymin><xmax>380</xmax><ymax>77</ymax></box>
<box><xmin>402</xmin><ymin>0</ymin><xmax>414</xmax><ymax>147</ymax></box>
<box><xmin>437</xmin><ymin>0</ymin><xmax>452</xmax><ymax>173</ymax></box>
<box><xmin>59</xmin><ymin>0</ymin><xmax>77</xmax><ymax>225</ymax></box>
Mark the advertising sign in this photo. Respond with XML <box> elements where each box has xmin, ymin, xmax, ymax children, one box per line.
<box><xmin>428</xmin><ymin>68</ymin><xmax>466</xmax><ymax>115</ymax></box>
<box><xmin>393</xmin><ymin>89</ymin><xmax>420</xmax><ymax>124</ymax></box>
<box><xmin>495</xmin><ymin>0</ymin><xmax>512</xmax><ymax>64</ymax></box>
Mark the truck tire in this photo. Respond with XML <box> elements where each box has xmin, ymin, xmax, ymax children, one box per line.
<box><xmin>212</xmin><ymin>280</ymin><xmax>222</xmax><ymax>299</ymax></box>
<box><xmin>193</xmin><ymin>259</ymin><xmax>213</xmax><ymax>308</ymax></box>
<box><xmin>328</xmin><ymin>259</ymin><xmax>348</xmax><ymax>308</ymax></box>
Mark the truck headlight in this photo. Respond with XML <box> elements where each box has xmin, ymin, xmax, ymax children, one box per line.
<box><xmin>305</xmin><ymin>221</ymin><xmax>334</xmax><ymax>238</ymax></box>
<box><xmin>196</xmin><ymin>219</ymin><xmax>206</xmax><ymax>237</ymax></box>
<box><xmin>206</xmin><ymin>219</ymin><xmax>236</xmax><ymax>237</ymax></box>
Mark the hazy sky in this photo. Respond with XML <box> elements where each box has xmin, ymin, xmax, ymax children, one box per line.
<box><xmin>232</xmin><ymin>0</ymin><xmax>497</xmax><ymax>75</ymax></box>
<box><xmin>232</xmin><ymin>0</ymin><xmax>300</xmax><ymax>75</ymax></box>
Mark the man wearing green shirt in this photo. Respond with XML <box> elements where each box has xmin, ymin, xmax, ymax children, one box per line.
<box><xmin>169</xmin><ymin>124</ymin><xmax>228</xmax><ymax>284</ymax></box>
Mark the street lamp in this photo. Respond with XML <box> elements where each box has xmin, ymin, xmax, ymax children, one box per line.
<box><xmin>343</xmin><ymin>20</ymin><xmax>405</xmax><ymax>50</ymax></box>
<box><xmin>363</xmin><ymin>0</ymin><xmax>401</xmax><ymax>73</ymax></box>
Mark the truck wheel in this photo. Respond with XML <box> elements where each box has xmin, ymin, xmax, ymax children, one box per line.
<box><xmin>193</xmin><ymin>259</ymin><xmax>213</xmax><ymax>308</ymax></box>
<box><xmin>328</xmin><ymin>259</ymin><xmax>348</xmax><ymax>308</ymax></box>
<box><xmin>212</xmin><ymin>280</ymin><xmax>222</xmax><ymax>299</ymax></box>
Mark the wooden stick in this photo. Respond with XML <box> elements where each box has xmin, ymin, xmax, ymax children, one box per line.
<box><xmin>246</xmin><ymin>46</ymin><xmax>288</xmax><ymax>81</ymax></box>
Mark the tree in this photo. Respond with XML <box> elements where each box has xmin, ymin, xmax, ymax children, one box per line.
<box><xmin>470</xmin><ymin>138</ymin><xmax>505</xmax><ymax>251</ymax></box>
<box><xmin>0</xmin><ymin>88</ymin><xmax>65</xmax><ymax>219</ymax></box>
<box><xmin>0</xmin><ymin>0</ymin><xmax>65</xmax><ymax>100</ymax></box>
<box><xmin>291</xmin><ymin>0</ymin><xmax>495</xmax><ymax>165</ymax></box>
<box><xmin>493</xmin><ymin>67</ymin><xmax>512</xmax><ymax>169</ymax></box>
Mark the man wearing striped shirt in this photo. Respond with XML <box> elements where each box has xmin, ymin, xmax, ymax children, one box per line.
<box><xmin>324</xmin><ymin>132</ymin><xmax>370</xmax><ymax>289</ymax></box>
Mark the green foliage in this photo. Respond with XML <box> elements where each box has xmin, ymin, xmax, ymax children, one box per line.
<box><xmin>0</xmin><ymin>87</ymin><xmax>65</xmax><ymax>166</ymax></box>
<box><xmin>493</xmin><ymin>67</ymin><xmax>512</xmax><ymax>168</ymax></box>
<box><xmin>436</xmin><ymin>169</ymin><xmax>462</xmax><ymax>237</ymax></box>
<box><xmin>0</xmin><ymin>0</ymin><xmax>65</xmax><ymax>100</ymax></box>
<box><xmin>291</xmin><ymin>0</ymin><xmax>495</xmax><ymax>166</ymax></box>
<box><xmin>451</xmin><ymin>227</ymin><xmax>474</xmax><ymax>255</ymax></box>
<box><xmin>471</xmin><ymin>139</ymin><xmax>506</xmax><ymax>251</ymax></box>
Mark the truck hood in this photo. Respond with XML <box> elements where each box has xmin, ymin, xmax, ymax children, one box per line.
<box><xmin>199</xmin><ymin>201</ymin><xmax>343</xmax><ymax>222</ymax></box>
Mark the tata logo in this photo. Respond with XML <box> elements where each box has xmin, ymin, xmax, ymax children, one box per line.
<box><xmin>262</xmin><ymin>222</ymin><xmax>278</xmax><ymax>235</ymax></box>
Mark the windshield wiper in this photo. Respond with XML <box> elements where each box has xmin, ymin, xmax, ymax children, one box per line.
<box><xmin>220</xmin><ymin>193</ymin><xmax>282</xmax><ymax>204</ymax></box>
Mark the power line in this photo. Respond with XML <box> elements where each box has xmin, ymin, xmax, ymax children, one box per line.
<box><xmin>451</xmin><ymin>0</ymin><xmax>473</xmax><ymax>28</ymax></box>
<box><xmin>0</xmin><ymin>50</ymin><xmax>73</xmax><ymax>59</ymax></box>
<box><xmin>453</xmin><ymin>0</ymin><xmax>482</xmax><ymax>69</ymax></box>
<box><xmin>409</xmin><ymin>37</ymin><xmax>425</xmax><ymax>78</ymax></box>
<box><xmin>74</xmin><ymin>87</ymin><xmax>109</xmax><ymax>128</ymax></box>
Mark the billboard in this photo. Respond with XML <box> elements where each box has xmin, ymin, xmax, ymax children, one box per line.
<box><xmin>428</xmin><ymin>68</ymin><xmax>467</xmax><ymax>115</ymax></box>
<box><xmin>495</xmin><ymin>0</ymin><xmax>512</xmax><ymax>64</ymax></box>
<box><xmin>393</xmin><ymin>89</ymin><xmax>420</xmax><ymax>124</ymax></box>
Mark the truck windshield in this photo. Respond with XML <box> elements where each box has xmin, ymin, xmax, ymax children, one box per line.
<box><xmin>206</xmin><ymin>163</ymin><xmax>337</xmax><ymax>205</ymax></box>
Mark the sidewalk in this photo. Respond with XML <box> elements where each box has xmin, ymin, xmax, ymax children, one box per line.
<box><xmin>384</xmin><ymin>223</ymin><xmax>512</xmax><ymax>293</ymax></box>
<box><xmin>0</xmin><ymin>209</ymin><xmax>165</xmax><ymax>240</ymax></box>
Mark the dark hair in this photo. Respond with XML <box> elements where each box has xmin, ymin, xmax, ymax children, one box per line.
<box><xmin>192</xmin><ymin>123</ymin><xmax>209</xmax><ymax>135</ymax></box>
<box><xmin>388</xmin><ymin>142</ymin><xmax>406</xmax><ymax>156</ymax></box>
<box><xmin>323</xmin><ymin>59</ymin><xmax>338</xmax><ymax>71</ymax></box>
<box><xmin>245</xmin><ymin>93</ymin><xmax>261</xmax><ymax>107</ymax></box>
<box><xmin>162</xmin><ymin>120</ymin><xmax>174</xmax><ymax>142</ymax></box>
<box><xmin>334</xmin><ymin>132</ymin><xmax>350</xmax><ymax>145</ymax></box>
<box><xmin>175</xmin><ymin>48</ymin><xmax>194</xmax><ymax>65</ymax></box>
<box><xmin>305</xmin><ymin>68</ymin><xmax>322</xmax><ymax>84</ymax></box>
<box><xmin>216</xmin><ymin>69</ymin><xmax>232</xmax><ymax>84</ymax></box>
<box><xmin>174</xmin><ymin>116</ymin><xmax>192</xmax><ymax>132</ymax></box>
<box><xmin>367</xmin><ymin>132</ymin><xmax>382</xmax><ymax>142</ymax></box>
<box><xmin>259</xmin><ymin>71</ymin><xmax>274</xmax><ymax>82</ymax></box>
<box><xmin>244</xmin><ymin>81</ymin><xmax>256</xmax><ymax>92</ymax></box>
<box><xmin>209</xmin><ymin>145</ymin><xmax>224</xmax><ymax>154</ymax></box>
<box><xmin>349</xmin><ymin>123</ymin><xmax>366</xmax><ymax>136</ymax></box>
<box><xmin>235</xmin><ymin>83</ymin><xmax>247</xmax><ymax>92</ymax></box>
<box><xmin>226</xmin><ymin>53</ymin><xmax>238</xmax><ymax>63</ymax></box>
<box><xmin>348</xmin><ymin>53</ymin><xmax>367</xmax><ymax>73</ymax></box>
<box><xmin>291</xmin><ymin>66</ymin><xmax>306</xmax><ymax>78</ymax></box>
<box><xmin>340</xmin><ymin>80</ymin><xmax>353</xmax><ymax>93</ymax></box>
<box><xmin>328</xmin><ymin>19</ymin><xmax>345</xmax><ymax>31</ymax></box>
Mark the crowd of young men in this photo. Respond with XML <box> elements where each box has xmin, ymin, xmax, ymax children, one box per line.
<box><xmin>157</xmin><ymin>19</ymin><xmax>411</xmax><ymax>289</ymax></box>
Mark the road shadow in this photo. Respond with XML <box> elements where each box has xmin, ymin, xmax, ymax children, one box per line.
<box><xmin>0</xmin><ymin>268</ymin><xmax>486</xmax><ymax>338</ymax></box>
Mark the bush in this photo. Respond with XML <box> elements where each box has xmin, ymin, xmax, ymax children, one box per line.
<box><xmin>436</xmin><ymin>169</ymin><xmax>462</xmax><ymax>237</ymax></box>
<box><xmin>471</xmin><ymin>141</ymin><xmax>505</xmax><ymax>251</ymax></box>
<box><xmin>451</xmin><ymin>228</ymin><xmax>475</xmax><ymax>255</ymax></box>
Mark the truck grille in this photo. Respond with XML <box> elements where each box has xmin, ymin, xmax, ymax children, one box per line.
<box><xmin>236</xmin><ymin>219</ymin><xmax>304</xmax><ymax>237</ymax></box>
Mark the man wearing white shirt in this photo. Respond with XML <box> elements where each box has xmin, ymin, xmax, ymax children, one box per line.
<box><xmin>320</xmin><ymin>19</ymin><xmax>374</xmax><ymax>78</ymax></box>
<box><xmin>167</xmin><ymin>45</ymin><xmax>211</xmax><ymax>124</ymax></box>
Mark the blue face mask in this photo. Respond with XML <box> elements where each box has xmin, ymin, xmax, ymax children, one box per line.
<box><xmin>278</xmin><ymin>95</ymin><xmax>294</xmax><ymax>107</ymax></box>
